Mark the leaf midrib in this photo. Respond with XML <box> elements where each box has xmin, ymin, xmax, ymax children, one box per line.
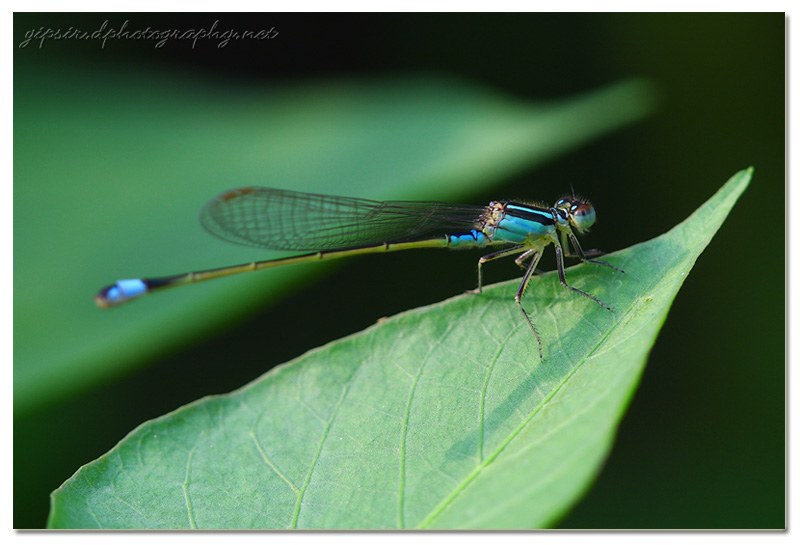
<box><xmin>415</xmin><ymin>252</ymin><xmax>664</xmax><ymax>529</ymax></box>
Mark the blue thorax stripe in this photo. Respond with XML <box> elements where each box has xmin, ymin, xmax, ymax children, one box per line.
<box><xmin>505</xmin><ymin>203</ymin><xmax>554</xmax><ymax>226</ymax></box>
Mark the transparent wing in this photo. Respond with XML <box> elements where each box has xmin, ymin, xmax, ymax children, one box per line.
<box><xmin>199</xmin><ymin>187</ymin><xmax>487</xmax><ymax>251</ymax></box>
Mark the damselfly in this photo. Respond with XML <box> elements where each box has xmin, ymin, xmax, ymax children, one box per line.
<box><xmin>96</xmin><ymin>187</ymin><xmax>622</xmax><ymax>358</ymax></box>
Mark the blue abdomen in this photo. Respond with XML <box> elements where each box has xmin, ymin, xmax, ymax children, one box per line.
<box><xmin>448</xmin><ymin>230</ymin><xmax>488</xmax><ymax>247</ymax></box>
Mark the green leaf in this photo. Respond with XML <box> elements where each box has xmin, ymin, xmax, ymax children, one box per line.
<box><xmin>14</xmin><ymin>63</ymin><xmax>656</xmax><ymax>415</ymax></box>
<box><xmin>48</xmin><ymin>168</ymin><xmax>751</xmax><ymax>529</ymax></box>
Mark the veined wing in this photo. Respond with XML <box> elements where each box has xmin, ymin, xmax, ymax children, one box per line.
<box><xmin>200</xmin><ymin>187</ymin><xmax>487</xmax><ymax>251</ymax></box>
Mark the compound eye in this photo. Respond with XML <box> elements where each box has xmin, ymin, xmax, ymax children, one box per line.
<box><xmin>570</xmin><ymin>202</ymin><xmax>596</xmax><ymax>231</ymax></box>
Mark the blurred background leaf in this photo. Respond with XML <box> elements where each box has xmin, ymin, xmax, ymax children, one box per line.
<box><xmin>14</xmin><ymin>12</ymin><xmax>784</xmax><ymax>529</ymax></box>
<box><xmin>14</xmin><ymin>70</ymin><xmax>654</xmax><ymax>414</ymax></box>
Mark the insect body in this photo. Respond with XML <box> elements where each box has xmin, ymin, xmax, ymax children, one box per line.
<box><xmin>96</xmin><ymin>188</ymin><xmax>622</xmax><ymax>358</ymax></box>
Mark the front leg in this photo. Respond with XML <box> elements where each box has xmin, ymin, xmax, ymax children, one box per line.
<box><xmin>555</xmin><ymin>242</ymin><xmax>612</xmax><ymax>310</ymax></box>
<box><xmin>566</xmin><ymin>233</ymin><xmax>624</xmax><ymax>273</ymax></box>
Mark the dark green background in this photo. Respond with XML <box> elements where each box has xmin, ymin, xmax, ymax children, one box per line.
<box><xmin>14</xmin><ymin>13</ymin><xmax>784</xmax><ymax>528</ymax></box>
